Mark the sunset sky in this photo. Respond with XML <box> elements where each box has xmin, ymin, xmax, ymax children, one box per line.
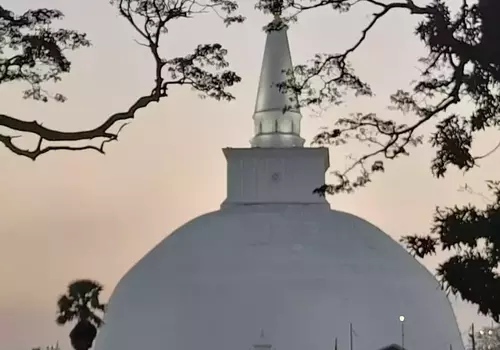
<box><xmin>1</xmin><ymin>0</ymin><xmax>497</xmax><ymax>349</ymax></box>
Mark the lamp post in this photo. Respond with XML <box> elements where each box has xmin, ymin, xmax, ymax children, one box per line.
<box><xmin>399</xmin><ymin>315</ymin><xmax>405</xmax><ymax>349</ymax></box>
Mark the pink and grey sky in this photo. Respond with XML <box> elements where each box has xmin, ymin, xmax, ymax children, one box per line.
<box><xmin>0</xmin><ymin>0</ymin><xmax>497</xmax><ymax>349</ymax></box>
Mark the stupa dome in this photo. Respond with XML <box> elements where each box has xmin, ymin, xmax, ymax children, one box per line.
<box><xmin>94</xmin><ymin>9</ymin><xmax>464</xmax><ymax>350</ymax></box>
<box><xmin>95</xmin><ymin>204</ymin><xmax>464</xmax><ymax>350</ymax></box>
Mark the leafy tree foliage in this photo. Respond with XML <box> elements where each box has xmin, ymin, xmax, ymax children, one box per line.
<box><xmin>0</xmin><ymin>1</ymin><xmax>243</xmax><ymax>159</ymax></box>
<box><xmin>56</xmin><ymin>279</ymin><xmax>107</xmax><ymax>350</ymax></box>
<box><xmin>401</xmin><ymin>182</ymin><xmax>500</xmax><ymax>321</ymax></box>
<box><xmin>254</xmin><ymin>0</ymin><xmax>500</xmax><ymax>194</ymax></box>
<box><xmin>0</xmin><ymin>7</ymin><xmax>89</xmax><ymax>102</ymax></box>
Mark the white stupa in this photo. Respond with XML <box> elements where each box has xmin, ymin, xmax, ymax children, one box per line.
<box><xmin>94</xmin><ymin>7</ymin><xmax>464</xmax><ymax>350</ymax></box>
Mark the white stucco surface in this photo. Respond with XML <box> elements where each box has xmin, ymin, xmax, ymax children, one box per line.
<box><xmin>222</xmin><ymin>147</ymin><xmax>329</xmax><ymax>206</ymax></box>
<box><xmin>95</xmin><ymin>204</ymin><xmax>464</xmax><ymax>350</ymax></box>
<box><xmin>95</xmin><ymin>11</ymin><xmax>464</xmax><ymax>350</ymax></box>
<box><xmin>250</xmin><ymin>18</ymin><xmax>304</xmax><ymax>148</ymax></box>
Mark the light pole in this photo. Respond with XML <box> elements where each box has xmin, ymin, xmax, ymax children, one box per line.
<box><xmin>471</xmin><ymin>324</ymin><xmax>476</xmax><ymax>350</ymax></box>
<box><xmin>399</xmin><ymin>315</ymin><xmax>405</xmax><ymax>349</ymax></box>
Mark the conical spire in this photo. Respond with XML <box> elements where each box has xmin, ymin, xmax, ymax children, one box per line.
<box><xmin>250</xmin><ymin>5</ymin><xmax>305</xmax><ymax>148</ymax></box>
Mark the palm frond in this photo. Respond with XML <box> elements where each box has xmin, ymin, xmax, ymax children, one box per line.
<box><xmin>57</xmin><ymin>295</ymin><xmax>73</xmax><ymax>311</ymax></box>
<box><xmin>90</xmin><ymin>313</ymin><xmax>104</xmax><ymax>327</ymax></box>
<box><xmin>68</xmin><ymin>279</ymin><xmax>103</xmax><ymax>298</ymax></box>
<box><xmin>56</xmin><ymin>279</ymin><xmax>107</xmax><ymax>330</ymax></box>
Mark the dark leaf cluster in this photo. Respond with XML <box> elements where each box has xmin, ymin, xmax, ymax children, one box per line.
<box><xmin>401</xmin><ymin>181</ymin><xmax>500</xmax><ymax>321</ymax></box>
<box><xmin>0</xmin><ymin>5</ymin><xmax>90</xmax><ymax>102</ymax></box>
<box><xmin>56</xmin><ymin>279</ymin><xmax>106</xmax><ymax>326</ymax></box>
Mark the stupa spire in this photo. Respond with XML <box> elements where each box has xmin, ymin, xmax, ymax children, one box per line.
<box><xmin>250</xmin><ymin>1</ymin><xmax>305</xmax><ymax>148</ymax></box>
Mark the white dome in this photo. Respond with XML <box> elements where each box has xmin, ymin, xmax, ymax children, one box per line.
<box><xmin>95</xmin><ymin>204</ymin><xmax>464</xmax><ymax>350</ymax></box>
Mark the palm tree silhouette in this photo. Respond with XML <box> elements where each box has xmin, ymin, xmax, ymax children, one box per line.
<box><xmin>56</xmin><ymin>279</ymin><xmax>107</xmax><ymax>350</ymax></box>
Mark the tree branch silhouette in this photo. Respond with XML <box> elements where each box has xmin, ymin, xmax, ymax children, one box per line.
<box><xmin>0</xmin><ymin>0</ymin><xmax>243</xmax><ymax>159</ymax></box>
<box><xmin>256</xmin><ymin>0</ymin><xmax>500</xmax><ymax>194</ymax></box>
